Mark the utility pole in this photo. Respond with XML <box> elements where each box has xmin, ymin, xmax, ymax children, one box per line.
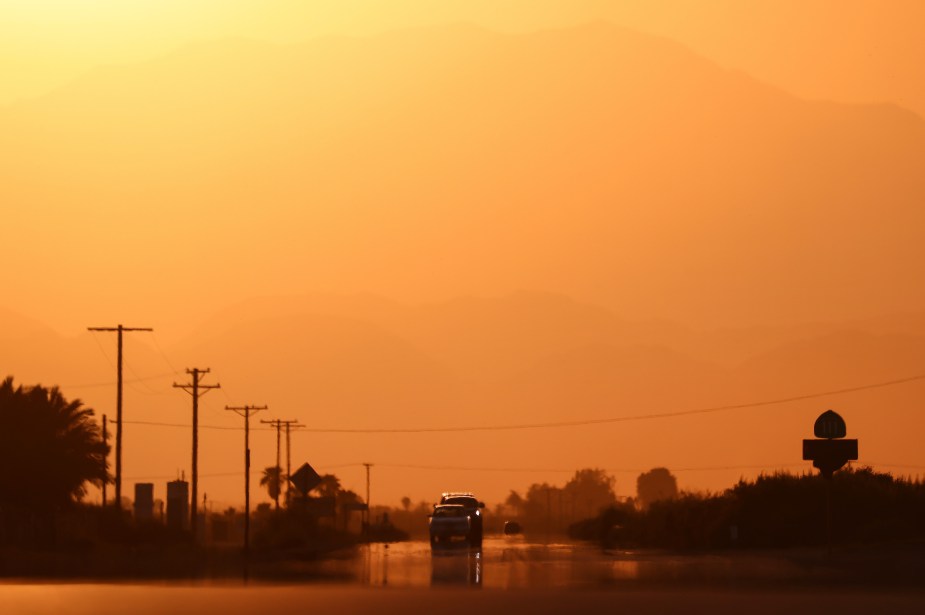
<box><xmin>260</xmin><ymin>419</ymin><xmax>283</xmax><ymax>511</ymax></box>
<box><xmin>101</xmin><ymin>414</ymin><xmax>108</xmax><ymax>507</ymax></box>
<box><xmin>174</xmin><ymin>368</ymin><xmax>220</xmax><ymax>541</ymax></box>
<box><xmin>283</xmin><ymin>421</ymin><xmax>302</xmax><ymax>507</ymax></box>
<box><xmin>260</xmin><ymin>419</ymin><xmax>302</xmax><ymax>509</ymax></box>
<box><xmin>226</xmin><ymin>404</ymin><xmax>267</xmax><ymax>559</ymax></box>
<box><xmin>363</xmin><ymin>462</ymin><xmax>373</xmax><ymax>537</ymax></box>
<box><xmin>87</xmin><ymin>324</ymin><xmax>152</xmax><ymax>509</ymax></box>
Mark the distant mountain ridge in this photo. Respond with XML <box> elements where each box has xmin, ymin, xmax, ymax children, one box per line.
<box><xmin>1</xmin><ymin>22</ymin><xmax>924</xmax><ymax>330</ymax></box>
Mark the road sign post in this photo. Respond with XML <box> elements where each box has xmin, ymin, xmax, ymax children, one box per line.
<box><xmin>802</xmin><ymin>409</ymin><xmax>858</xmax><ymax>555</ymax></box>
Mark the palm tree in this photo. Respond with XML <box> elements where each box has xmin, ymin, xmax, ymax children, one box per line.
<box><xmin>0</xmin><ymin>377</ymin><xmax>109</xmax><ymax>509</ymax></box>
<box><xmin>0</xmin><ymin>377</ymin><xmax>109</xmax><ymax>543</ymax></box>
<box><xmin>313</xmin><ymin>473</ymin><xmax>341</xmax><ymax>498</ymax></box>
<box><xmin>260</xmin><ymin>466</ymin><xmax>284</xmax><ymax>502</ymax></box>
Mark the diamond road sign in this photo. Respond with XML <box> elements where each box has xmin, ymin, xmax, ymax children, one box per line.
<box><xmin>289</xmin><ymin>462</ymin><xmax>322</xmax><ymax>496</ymax></box>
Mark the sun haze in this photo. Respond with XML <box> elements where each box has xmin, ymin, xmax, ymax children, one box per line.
<box><xmin>1</xmin><ymin>1</ymin><xmax>924</xmax><ymax>510</ymax></box>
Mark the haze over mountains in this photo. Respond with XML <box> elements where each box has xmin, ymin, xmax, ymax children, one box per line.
<box><xmin>5</xmin><ymin>2</ymin><xmax>925</xmax><ymax>116</ymax></box>
<box><xmin>2</xmin><ymin>22</ymin><xmax>924</xmax><ymax>505</ymax></box>
<box><xmin>3</xmin><ymin>22</ymin><xmax>925</xmax><ymax>333</ymax></box>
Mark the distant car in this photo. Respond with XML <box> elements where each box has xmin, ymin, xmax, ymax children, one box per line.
<box><xmin>439</xmin><ymin>492</ymin><xmax>485</xmax><ymax>547</ymax></box>
<box><xmin>429</xmin><ymin>504</ymin><xmax>472</xmax><ymax>547</ymax></box>
<box><xmin>503</xmin><ymin>521</ymin><xmax>522</xmax><ymax>535</ymax></box>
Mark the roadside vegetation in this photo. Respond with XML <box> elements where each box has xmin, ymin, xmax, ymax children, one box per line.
<box><xmin>570</xmin><ymin>468</ymin><xmax>925</xmax><ymax>550</ymax></box>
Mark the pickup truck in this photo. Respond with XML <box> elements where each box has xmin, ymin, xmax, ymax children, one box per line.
<box><xmin>429</xmin><ymin>504</ymin><xmax>472</xmax><ymax>547</ymax></box>
<box><xmin>440</xmin><ymin>492</ymin><xmax>485</xmax><ymax>547</ymax></box>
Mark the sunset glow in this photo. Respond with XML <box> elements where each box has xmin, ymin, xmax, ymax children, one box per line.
<box><xmin>2</xmin><ymin>0</ymin><xmax>924</xmax><ymax>516</ymax></box>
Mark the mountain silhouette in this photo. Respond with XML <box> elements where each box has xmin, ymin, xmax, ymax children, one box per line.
<box><xmin>1</xmin><ymin>22</ymin><xmax>923</xmax><ymax>331</ymax></box>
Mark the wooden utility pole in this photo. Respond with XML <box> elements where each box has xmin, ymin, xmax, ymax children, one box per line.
<box><xmin>283</xmin><ymin>421</ymin><xmax>302</xmax><ymax>507</ymax></box>
<box><xmin>87</xmin><ymin>324</ymin><xmax>153</xmax><ymax>509</ymax></box>
<box><xmin>260</xmin><ymin>419</ymin><xmax>302</xmax><ymax>510</ymax></box>
<box><xmin>363</xmin><ymin>462</ymin><xmax>373</xmax><ymax>536</ymax></box>
<box><xmin>225</xmin><ymin>404</ymin><xmax>267</xmax><ymax>558</ymax></box>
<box><xmin>101</xmin><ymin>414</ymin><xmax>108</xmax><ymax>506</ymax></box>
<box><xmin>174</xmin><ymin>368</ymin><xmax>220</xmax><ymax>541</ymax></box>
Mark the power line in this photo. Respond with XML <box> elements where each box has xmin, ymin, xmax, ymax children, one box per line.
<box><xmin>145</xmin><ymin>330</ymin><xmax>182</xmax><ymax>375</ymax></box>
<box><xmin>217</xmin><ymin>380</ymin><xmax>237</xmax><ymax>406</ymax></box>
<box><xmin>369</xmin><ymin>462</ymin><xmax>807</xmax><ymax>474</ymax></box>
<box><xmin>62</xmin><ymin>372</ymin><xmax>176</xmax><ymax>390</ymax></box>
<box><xmin>672</xmin><ymin>463</ymin><xmax>806</xmax><ymax>472</ymax></box>
<box><xmin>123</xmin><ymin>371</ymin><xmax>925</xmax><ymax>434</ymax></box>
<box><xmin>122</xmin><ymin>356</ymin><xmax>166</xmax><ymax>396</ymax></box>
<box><xmin>201</xmin><ymin>367</ymin><xmax>237</xmax><ymax>407</ymax></box>
<box><xmin>377</xmin><ymin>463</ymin><xmax>576</xmax><ymax>473</ymax></box>
<box><xmin>88</xmin><ymin>330</ymin><xmax>117</xmax><ymax>371</ymax></box>
<box><xmin>122</xmin><ymin>461</ymin><xmax>925</xmax><ymax>483</ymax></box>
<box><xmin>307</xmin><ymin>461</ymin><xmax>925</xmax><ymax>474</ymax></box>
<box><xmin>124</xmin><ymin>463</ymin><xmax>357</xmax><ymax>482</ymax></box>
<box><xmin>864</xmin><ymin>462</ymin><xmax>925</xmax><ymax>470</ymax></box>
<box><xmin>126</xmin><ymin>471</ymin><xmax>243</xmax><ymax>481</ymax></box>
<box><xmin>124</xmin><ymin>420</ymin><xmax>255</xmax><ymax>431</ymax></box>
<box><xmin>296</xmin><ymin>373</ymin><xmax>925</xmax><ymax>433</ymax></box>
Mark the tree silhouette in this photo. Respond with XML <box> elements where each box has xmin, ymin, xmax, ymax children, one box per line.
<box><xmin>564</xmin><ymin>468</ymin><xmax>617</xmax><ymax>520</ymax></box>
<box><xmin>336</xmin><ymin>488</ymin><xmax>363</xmax><ymax>530</ymax></box>
<box><xmin>505</xmin><ymin>490</ymin><xmax>525</xmax><ymax>516</ymax></box>
<box><xmin>401</xmin><ymin>496</ymin><xmax>411</xmax><ymax>512</ymax></box>
<box><xmin>260</xmin><ymin>466</ymin><xmax>283</xmax><ymax>501</ymax></box>
<box><xmin>0</xmin><ymin>378</ymin><xmax>109</xmax><ymax>540</ymax></box>
<box><xmin>636</xmin><ymin>467</ymin><xmax>678</xmax><ymax>509</ymax></box>
<box><xmin>312</xmin><ymin>473</ymin><xmax>341</xmax><ymax>498</ymax></box>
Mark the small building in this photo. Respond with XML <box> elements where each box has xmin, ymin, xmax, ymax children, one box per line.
<box><xmin>134</xmin><ymin>483</ymin><xmax>154</xmax><ymax>521</ymax></box>
<box><xmin>166</xmin><ymin>480</ymin><xmax>189</xmax><ymax>531</ymax></box>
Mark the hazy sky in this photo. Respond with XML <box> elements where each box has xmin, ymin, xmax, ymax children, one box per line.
<box><xmin>2</xmin><ymin>1</ymin><xmax>924</xmax><ymax>508</ymax></box>
<box><xmin>3</xmin><ymin>1</ymin><xmax>925</xmax><ymax>338</ymax></box>
<box><xmin>3</xmin><ymin>1</ymin><xmax>924</xmax><ymax>113</ymax></box>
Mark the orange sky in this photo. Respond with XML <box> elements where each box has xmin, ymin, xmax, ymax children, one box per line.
<box><xmin>4</xmin><ymin>1</ymin><xmax>925</xmax><ymax>113</ymax></box>
<box><xmin>2</xmin><ymin>1</ymin><xmax>924</xmax><ymax>509</ymax></box>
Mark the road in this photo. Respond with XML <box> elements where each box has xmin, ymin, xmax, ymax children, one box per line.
<box><xmin>286</xmin><ymin>536</ymin><xmax>925</xmax><ymax>589</ymax></box>
<box><xmin>3</xmin><ymin>538</ymin><xmax>923</xmax><ymax>614</ymax></box>
<box><xmin>339</xmin><ymin>537</ymin><xmax>708</xmax><ymax>588</ymax></box>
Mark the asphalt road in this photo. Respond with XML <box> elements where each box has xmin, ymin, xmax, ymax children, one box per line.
<box><xmin>316</xmin><ymin>536</ymin><xmax>892</xmax><ymax>589</ymax></box>
<box><xmin>344</xmin><ymin>537</ymin><xmax>674</xmax><ymax>588</ymax></box>
<box><xmin>3</xmin><ymin>538</ymin><xmax>924</xmax><ymax>614</ymax></box>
